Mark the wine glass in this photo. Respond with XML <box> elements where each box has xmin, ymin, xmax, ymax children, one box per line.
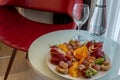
<box><xmin>73</xmin><ymin>3</ymin><xmax>89</xmax><ymax>41</ymax></box>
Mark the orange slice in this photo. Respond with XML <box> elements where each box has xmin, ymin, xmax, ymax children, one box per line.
<box><xmin>58</xmin><ymin>44</ymin><xmax>69</xmax><ymax>53</ymax></box>
<box><xmin>68</xmin><ymin>61</ymin><xmax>79</xmax><ymax>77</ymax></box>
<box><xmin>73</xmin><ymin>46</ymin><xmax>88</xmax><ymax>59</ymax></box>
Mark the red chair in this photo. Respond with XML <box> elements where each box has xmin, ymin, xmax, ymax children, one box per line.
<box><xmin>0</xmin><ymin>0</ymin><xmax>83</xmax><ymax>80</ymax></box>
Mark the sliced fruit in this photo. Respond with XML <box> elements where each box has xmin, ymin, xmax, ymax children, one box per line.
<box><xmin>73</xmin><ymin>46</ymin><xmax>88</xmax><ymax>59</ymax></box>
<box><xmin>73</xmin><ymin>46</ymin><xmax>88</xmax><ymax>65</ymax></box>
<box><xmin>94</xmin><ymin>42</ymin><xmax>103</xmax><ymax>48</ymax></box>
<box><xmin>58</xmin><ymin>44</ymin><xmax>69</xmax><ymax>53</ymax></box>
<box><xmin>89</xmin><ymin>44</ymin><xmax>97</xmax><ymax>53</ymax></box>
<box><xmin>86</xmin><ymin>41</ymin><xmax>93</xmax><ymax>48</ymax></box>
<box><xmin>95</xmin><ymin>58</ymin><xmax>105</xmax><ymax>64</ymax></box>
<box><xmin>68</xmin><ymin>61</ymin><xmax>79</xmax><ymax>77</ymax></box>
<box><xmin>50</xmin><ymin>47</ymin><xmax>66</xmax><ymax>55</ymax></box>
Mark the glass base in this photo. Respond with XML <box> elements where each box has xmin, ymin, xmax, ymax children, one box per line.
<box><xmin>87</xmin><ymin>34</ymin><xmax>104</xmax><ymax>42</ymax></box>
<box><xmin>72</xmin><ymin>34</ymin><xmax>88</xmax><ymax>42</ymax></box>
<box><xmin>72</xmin><ymin>33</ymin><xmax>104</xmax><ymax>43</ymax></box>
<box><xmin>72</xmin><ymin>31</ymin><xmax>104</xmax><ymax>43</ymax></box>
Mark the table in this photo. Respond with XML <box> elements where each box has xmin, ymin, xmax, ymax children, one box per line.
<box><xmin>28</xmin><ymin>30</ymin><xmax>120</xmax><ymax>80</ymax></box>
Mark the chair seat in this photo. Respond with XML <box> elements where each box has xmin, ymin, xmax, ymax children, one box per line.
<box><xmin>0</xmin><ymin>6</ymin><xmax>75</xmax><ymax>51</ymax></box>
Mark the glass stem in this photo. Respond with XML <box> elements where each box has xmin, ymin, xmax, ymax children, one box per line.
<box><xmin>78</xmin><ymin>24</ymin><xmax>83</xmax><ymax>30</ymax></box>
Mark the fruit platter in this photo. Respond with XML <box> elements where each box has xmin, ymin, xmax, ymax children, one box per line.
<box><xmin>46</xmin><ymin>40</ymin><xmax>111</xmax><ymax>80</ymax></box>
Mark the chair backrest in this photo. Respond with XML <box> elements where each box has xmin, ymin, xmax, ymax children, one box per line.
<box><xmin>0</xmin><ymin>0</ymin><xmax>83</xmax><ymax>16</ymax></box>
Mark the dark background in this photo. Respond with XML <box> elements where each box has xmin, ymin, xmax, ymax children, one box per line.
<box><xmin>53</xmin><ymin>0</ymin><xmax>91</xmax><ymax>30</ymax></box>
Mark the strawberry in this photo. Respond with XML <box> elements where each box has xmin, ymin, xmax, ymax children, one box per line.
<box><xmin>94</xmin><ymin>42</ymin><xmax>103</xmax><ymax>48</ymax></box>
<box><xmin>86</xmin><ymin>41</ymin><xmax>93</xmax><ymax>48</ymax></box>
<box><xmin>51</xmin><ymin>57</ymin><xmax>60</xmax><ymax>65</ymax></box>
<box><xmin>90</xmin><ymin>48</ymin><xmax>104</xmax><ymax>58</ymax></box>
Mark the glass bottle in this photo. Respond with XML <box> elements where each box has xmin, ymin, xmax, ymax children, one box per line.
<box><xmin>88</xmin><ymin>0</ymin><xmax>106</xmax><ymax>41</ymax></box>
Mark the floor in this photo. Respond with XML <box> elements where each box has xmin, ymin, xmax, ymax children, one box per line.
<box><xmin>0</xmin><ymin>41</ymin><xmax>44</xmax><ymax>80</ymax></box>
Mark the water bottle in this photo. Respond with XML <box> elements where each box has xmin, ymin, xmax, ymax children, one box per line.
<box><xmin>88</xmin><ymin>0</ymin><xmax>106</xmax><ymax>36</ymax></box>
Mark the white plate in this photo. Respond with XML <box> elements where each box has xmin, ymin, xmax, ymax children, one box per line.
<box><xmin>45</xmin><ymin>53</ymin><xmax>111</xmax><ymax>80</ymax></box>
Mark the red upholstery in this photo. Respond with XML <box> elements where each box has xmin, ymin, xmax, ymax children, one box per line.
<box><xmin>0</xmin><ymin>0</ymin><xmax>83</xmax><ymax>16</ymax></box>
<box><xmin>0</xmin><ymin>0</ymin><xmax>83</xmax><ymax>51</ymax></box>
<box><xmin>0</xmin><ymin>6</ymin><xmax>74</xmax><ymax>51</ymax></box>
<box><xmin>0</xmin><ymin>0</ymin><xmax>83</xmax><ymax>80</ymax></box>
